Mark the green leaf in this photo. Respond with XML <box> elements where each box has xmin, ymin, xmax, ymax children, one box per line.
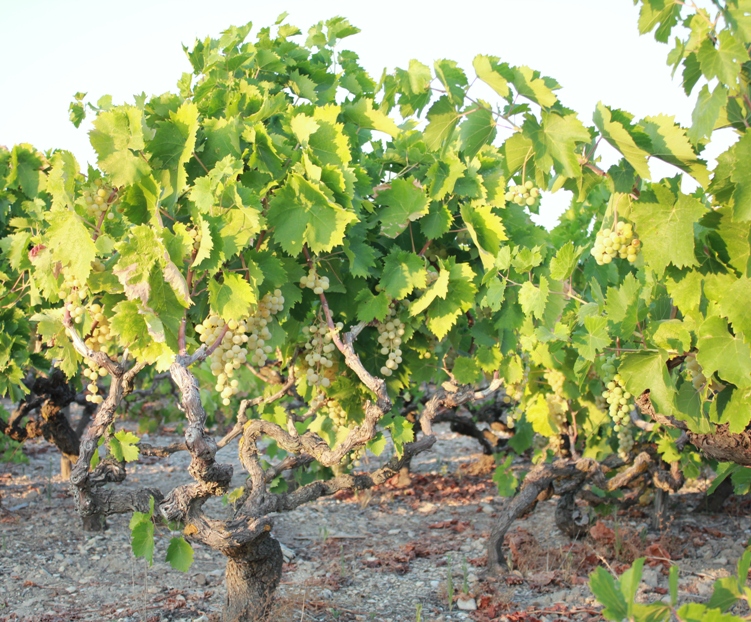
<box><xmin>425</xmin><ymin>262</ymin><xmax>477</xmax><ymax>339</ymax></box>
<box><xmin>518</xmin><ymin>277</ymin><xmax>549</xmax><ymax>321</ymax></box>
<box><xmin>472</xmin><ymin>55</ymin><xmax>510</xmax><ymax>98</ymax></box>
<box><xmin>534</xmin><ymin>111</ymin><xmax>590</xmax><ymax>178</ymax></box>
<box><xmin>549</xmin><ymin>241</ymin><xmax>581</xmax><ymax>281</ymax></box>
<box><xmin>510</xmin><ymin>66</ymin><xmax>558</xmax><ymax>108</ymax></box>
<box><xmin>668</xmin><ymin>565</ymin><xmax>679</xmax><ymax>607</ymax></box>
<box><xmin>409</xmin><ymin>267</ymin><xmax>449</xmax><ymax>316</ymax></box>
<box><xmin>452</xmin><ymin>357</ymin><xmax>481</xmax><ymax>384</ymax></box>
<box><xmin>110</xmin><ymin>430</ymin><xmax>140</xmax><ymax>463</ymax></box>
<box><xmin>638</xmin><ymin>0</ymin><xmax>681</xmax><ymax>41</ymax></box>
<box><xmin>147</xmin><ymin>102</ymin><xmax>199</xmax><ymax>206</ymax></box>
<box><xmin>113</xmin><ymin>224</ymin><xmax>165</xmax><ymax>304</ymax></box>
<box><xmin>619</xmin><ymin>351</ymin><xmax>676</xmax><ymax>417</ymax></box>
<box><xmin>731</xmin><ymin>132</ymin><xmax>751</xmax><ymax>221</ymax></box>
<box><xmin>589</xmin><ymin>567</ymin><xmax>628</xmax><ymax>622</ymax></box>
<box><xmin>593</xmin><ymin>103</ymin><xmax>651</xmax><ymax>179</ymax></box>
<box><xmin>376</xmin><ymin>177</ymin><xmax>429</xmax><ymax>238</ymax></box>
<box><xmin>165</xmin><ymin>536</ymin><xmax>194</xmax><ymax>572</ymax></box>
<box><xmin>619</xmin><ymin>558</ymin><xmax>645</xmax><ymax>618</ymax></box>
<box><xmin>89</xmin><ymin>105</ymin><xmax>150</xmax><ymax>186</ymax></box>
<box><xmin>459</xmin><ymin>106</ymin><xmax>496</xmax><ymax>159</ymax></box>
<box><xmin>45</xmin><ymin>210</ymin><xmax>97</xmax><ymax>286</ymax></box>
<box><xmin>572</xmin><ymin>315</ymin><xmax>610</xmax><ymax>361</ymax></box>
<box><xmin>697</xmin><ymin>316</ymin><xmax>751</xmax><ymax>389</ymax></box>
<box><xmin>379</xmin><ymin>250</ymin><xmax>426</xmax><ymax>300</ymax></box>
<box><xmin>630</xmin><ymin>192</ymin><xmax>706</xmax><ymax>276</ymax></box>
<box><xmin>697</xmin><ymin>30</ymin><xmax>748</xmax><ymax>86</ymax></box>
<box><xmin>130</xmin><ymin>515</ymin><xmax>155</xmax><ymax>566</ymax></box>
<box><xmin>355</xmin><ymin>289</ymin><xmax>390</xmax><ymax>323</ymax></box>
<box><xmin>639</xmin><ymin>115</ymin><xmax>709</xmax><ymax>187</ymax></box>
<box><xmin>420</xmin><ymin>201</ymin><xmax>453</xmax><ymax>239</ymax></box>
<box><xmin>385</xmin><ymin>414</ymin><xmax>414</xmax><ymax>458</ymax></box>
<box><xmin>526</xmin><ymin>392</ymin><xmax>558</xmax><ymax>436</ymax></box>
<box><xmin>461</xmin><ymin>203</ymin><xmax>507</xmax><ymax>270</ymax></box>
<box><xmin>605</xmin><ymin>273</ymin><xmax>641</xmax><ymax>339</ymax></box>
<box><xmin>719</xmin><ymin>277</ymin><xmax>751</xmax><ymax>339</ymax></box>
<box><xmin>267</xmin><ymin>174</ymin><xmax>357</xmax><ymax>255</ymax></box>
<box><xmin>492</xmin><ymin>455</ymin><xmax>519</xmax><ymax>497</ymax></box>
<box><xmin>480</xmin><ymin>277</ymin><xmax>506</xmax><ymax>312</ymax></box>
<box><xmin>707</xmin><ymin>576</ymin><xmax>741</xmax><ymax>612</ymax></box>
<box><xmin>208</xmin><ymin>272</ymin><xmax>257</xmax><ymax>322</ymax></box>
<box><xmin>688</xmin><ymin>84</ymin><xmax>728</xmax><ymax>146</ymax></box>
<box><xmin>424</xmin><ymin>96</ymin><xmax>459</xmax><ymax>151</ymax></box>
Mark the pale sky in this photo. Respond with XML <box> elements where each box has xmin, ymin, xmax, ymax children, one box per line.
<box><xmin>0</xmin><ymin>0</ymin><xmax>732</xmax><ymax>228</ymax></box>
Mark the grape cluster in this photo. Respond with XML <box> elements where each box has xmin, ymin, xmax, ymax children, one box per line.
<box><xmin>197</xmin><ymin>291</ymin><xmax>285</xmax><ymax>406</ymax></box>
<box><xmin>299</xmin><ymin>268</ymin><xmax>330</xmax><ymax>295</ymax></box>
<box><xmin>602</xmin><ymin>374</ymin><xmax>634</xmax><ymax>459</ymax></box>
<box><xmin>302</xmin><ymin>317</ymin><xmax>342</xmax><ymax>389</ymax></box>
<box><xmin>591</xmin><ymin>220</ymin><xmax>641</xmax><ymax>265</ymax></box>
<box><xmin>82</xmin><ymin>303</ymin><xmax>114</xmax><ymax>405</ymax></box>
<box><xmin>505</xmin><ymin>180</ymin><xmax>540</xmax><ymax>207</ymax></box>
<box><xmin>187</xmin><ymin>226</ymin><xmax>202</xmax><ymax>251</ymax></box>
<box><xmin>82</xmin><ymin>179</ymin><xmax>115</xmax><ymax>220</ymax></box>
<box><xmin>546</xmin><ymin>392</ymin><xmax>567</xmax><ymax>430</ymax></box>
<box><xmin>685</xmin><ymin>352</ymin><xmax>723</xmax><ymax>393</ymax></box>
<box><xmin>60</xmin><ymin>273</ymin><xmax>88</xmax><ymax>323</ymax></box>
<box><xmin>376</xmin><ymin>309</ymin><xmax>404</xmax><ymax>377</ymax></box>
<box><xmin>544</xmin><ymin>369</ymin><xmax>566</xmax><ymax>396</ymax></box>
<box><xmin>325</xmin><ymin>401</ymin><xmax>348</xmax><ymax>428</ymax></box>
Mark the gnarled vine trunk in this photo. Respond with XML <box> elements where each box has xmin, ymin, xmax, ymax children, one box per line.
<box><xmin>224</xmin><ymin>532</ymin><xmax>283</xmax><ymax>622</ymax></box>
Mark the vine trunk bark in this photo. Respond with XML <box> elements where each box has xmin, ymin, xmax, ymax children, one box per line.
<box><xmin>223</xmin><ymin>533</ymin><xmax>283</xmax><ymax>622</ymax></box>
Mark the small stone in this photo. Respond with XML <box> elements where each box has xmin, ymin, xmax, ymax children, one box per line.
<box><xmin>193</xmin><ymin>616</ymin><xmax>209</xmax><ymax>622</ymax></box>
<box><xmin>65</xmin><ymin>586</ymin><xmax>76</xmax><ymax>594</ymax></box>
<box><xmin>192</xmin><ymin>573</ymin><xmax>207</xmax><ymax>586</ymax></box>
<box><xmin>280</xmin><ymin>543</ymin><xmax>296</xmax><ymax>562</ymax></box>
<box><xmin>321</xmin><ymin>588</ymin><xmax>333</xmax><ymax>599</ymax></box>
<box><xmin>481</xmin><ymin>504</ymin><xmax>495</xmax><ymax>514</ymax></box>
<box><xmin>467</xmin><ymin>573</ymin><xmax>478</xmax><ymax>584</ymax></box>
<box><xmin>430</xmin><ymin>580</ymin><xmax>440</xmax><ymax>589</ymax></box>
<box><xmin>642</xmin><ymin>568</ymin><xmax>659</xmax><ymax>588</ymax></box>
<box><xmin>716</xmin><ymin>557</ymin><xmax>728</xmax><ymax>566</ymax></box>
<box><xmin>54</xmin><ymin>553</ymin><xmax>64</xmax><ymax>561</ymax></box>
<box><xmin>457</xmin><ymin>597</ymin><xmax>477</xmax><ymax>611</ymax></box>
<box><xmin>387</xmin><ymin>529</ymin><xmax>401</xmax><ymax>535</ymax></box>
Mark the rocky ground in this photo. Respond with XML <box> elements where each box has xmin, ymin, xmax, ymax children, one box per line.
<box><xmin>1</xmin><ymin>423</ymin><xmax>750</xmax><ymax>622</ymax></box>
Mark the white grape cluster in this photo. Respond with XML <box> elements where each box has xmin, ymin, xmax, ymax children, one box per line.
<box><xmin>299</xmin><ymin>268</ymin><xmax>330</xmax><ymax>295</ymax></box>
<box><xmin>505</xmin><ymin>180</ymin><xmax>540</xmax><ymax>207</ymax></box>
<box><xmin>82</xmin><ymin>179</ymin><xmax>115</xmax><ymax>220</ymax></box>
<box><xmin>546</xmin><ymin>392</ymin><xmax>568</xmax><ymax>431</ymax></box>
<box><xmin>187</xmin><ymin>226</ymin><xmax>202</xmax><ymax>251</ymax></box>
<box><xmin>591</xmin><ymin>220</ymin><xmax>641</xmax><ymax>265</ymax></box>
<box><xmin>544</xmin><ymin>369</ymin><xmax>565</xmax><ymax>396</ymax></box>
<box><xmin>375</xmin><ymin>308</ymin><xmax>405</xmax><ymax>377</ymax></box>
<box><xmin>302</xmin><ymin>317</ymin><xmax>342</xmax><ymax>389</ymax></box>
<box><xmin>60</xmin><ymin>272</ymin><xmax>88</xmax><ymax>323</ymax></box>
<box><xmin>82</xmin><ymin>303</ymin><xmax>113</xmax><ymax>405</ymax></box>
<box><xmin>197</xmin><ymin>291</ymin><xmax>285</xmax><ymax>406</ymax></box>
<box><xmin>685</xmin><ymin>352</ymin><xmax>722</xmax><ymax>393</ymax></box>
<box><xmin>602</xmin><ymin>373</ymin><xmax>634</xmax><ymax>459</ymax></box>
<box><xmin>325</xmin><ymin>401</ymin><xmax>348</xmax><ymax>428</ymax></box>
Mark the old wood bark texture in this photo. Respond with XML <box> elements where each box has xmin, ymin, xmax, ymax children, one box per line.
<box><xmin>487</xmin><ymin>452</ymin><xmax>653</xmax><ymax>571</ymax></box>
<box><xmin>636</xmin><ymin>390</ymin><xmax>751</xmax><ymax>465</ymax></box>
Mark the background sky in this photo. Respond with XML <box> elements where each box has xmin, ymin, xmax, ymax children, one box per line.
<box><xmin>0</xmin><ymin>0</ymin><xmax>730</xmax><ymax>228</ymax></box>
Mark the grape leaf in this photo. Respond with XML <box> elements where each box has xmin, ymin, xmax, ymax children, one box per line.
<box><xmin>376</xmin><ymin>177</ymin><xmax>429</xmax><ymax>238</ymax></box>
<box><xmin>208</xmin><ymin>272</ymin><xmax>257</xmax><ymax>322</ymax></box>
<box><xmin>379</xmin><ymin>250</ymin><xmax>426</xmax><ymax>300</ymax></box>
<box><xmin>267</xmin><ymin>174</ymin><xmax>357</xmax><ymax>255</ymax></box>
<box><xmin>89</xmin><ymin>106</ymin><xmax>150</xmax><ymax>186</ymax></box>
<box><xmin>44</xmin><ymin>210</ymin><xmax>97</xmax><ymax>286</ymax></box>
<box><xmin>452</xmin><ymin>357</ymin><xmax>481</xmax><ymax>384</ymax></box>
<box><xmin>619</xmin><ymin>351</ymin><xmax>676</xmax><ymax>417</ymax></box>
<box><xmin>459</xmin><ymin>106</ymin><xmax>496</xmax><ymax>159</ymax></box>
<box><xmin>630</xmin><ymin>191</ymin><xmax>706</xmax><ymax>276</ymax></box>
<box><xmin>697</xmin><ymin>315</ymin><xmax>751</xmax><ymax>389</ymax></box>
<box><xmin>518</xmin><ymin>277</ymin><xmax>549</xmax><ymax>320</ymax></box>
<box><xmin>165</xmin><ymin>536</ymin><xmax>194</xmax><ymax>572</ymax></box>
<box><xmin>460</xmin><ymin>203</ymin><xmax>507</xmax><ymax>270</ymax></box>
